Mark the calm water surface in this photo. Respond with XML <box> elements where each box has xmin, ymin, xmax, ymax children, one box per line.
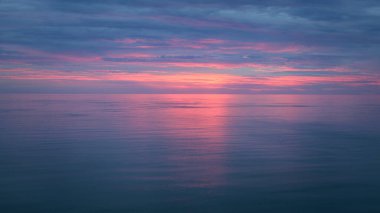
<box><xmin>1</xmin><ymin>94</ymin><xmax>380</xmax><ymax>212</ymax></box>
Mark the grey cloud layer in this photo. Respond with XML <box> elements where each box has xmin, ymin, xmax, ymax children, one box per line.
<box><xmin>1</xmin><ymin>0</ymin><xmax>380</xmax><ymax>92</ymax></box>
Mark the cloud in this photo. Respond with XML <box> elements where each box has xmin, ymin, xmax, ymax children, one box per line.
<box><xmin>0</xmin><ymin>0</ymin><xmax>379</xmax><ymax>93</ymax></box>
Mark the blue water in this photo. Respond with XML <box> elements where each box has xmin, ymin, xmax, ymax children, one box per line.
<box><xmin>1</xmin><ymin>94</ymin><xmax>380</xmax><ymax>212</ymax></box>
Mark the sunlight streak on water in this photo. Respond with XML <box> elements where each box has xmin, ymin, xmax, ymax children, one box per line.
<box><xmin>1</xmin><ymin>94</ymin><xmax>380</xmax><ymax>212</ymax></box>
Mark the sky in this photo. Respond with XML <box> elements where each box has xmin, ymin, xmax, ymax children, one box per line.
<box><xmin>1</xmin><ymin>0</ymin><xmax>380</xmax><ymax>93</ymax></box>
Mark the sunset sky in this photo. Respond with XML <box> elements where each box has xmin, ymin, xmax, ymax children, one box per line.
<box><xmin>1</xmin><ymin>0</ymin><xmax>380</xmax><ymax>93</ymax></box>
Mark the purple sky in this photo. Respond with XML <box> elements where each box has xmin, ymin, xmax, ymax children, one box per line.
<box><xmin>1</xmin><ymin>0</ymin><xmax>380</xmax><ymax>93</ymax></box>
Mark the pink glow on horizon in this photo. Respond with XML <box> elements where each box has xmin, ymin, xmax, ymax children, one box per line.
<box><xmin>253</xmin><ymin>75</ymin><xmax>373</xmax><ymax>87</ymax></box>
<box><xmin>2</xmin><ymin>68</ymin><xmax>376</xmax><ymax>89</ymax></box>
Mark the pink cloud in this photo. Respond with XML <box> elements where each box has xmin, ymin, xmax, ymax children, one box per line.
<box><xmin>2</xmin><ymin>68</ymin><xmax>375</xmax><ymax>89</ymax></box>
<box><xmin>107</xmin><ymin>53</ymin><xmax>155</xmax><ymax>58</ymax></box>
<box><xmin>114</xmin><ymin>37</ymin><xmax>313</xmax><ymax>53</ymax></box>
<box><xmin>114</xmin><ymin>38</ymin><xmax>145</xmax><ymax>44</ymax></box>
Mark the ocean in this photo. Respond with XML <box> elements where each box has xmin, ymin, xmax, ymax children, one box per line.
<box><xmin>1</xmin><ymin>94</ymin><xmax>380</xmax><ymax>212</ymax></box>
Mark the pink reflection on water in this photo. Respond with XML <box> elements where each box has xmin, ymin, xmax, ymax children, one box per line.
<box><xmin>122</xmin><ymin>94</ymin><xmax>231</xmax><ymax>188</ymax></box>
